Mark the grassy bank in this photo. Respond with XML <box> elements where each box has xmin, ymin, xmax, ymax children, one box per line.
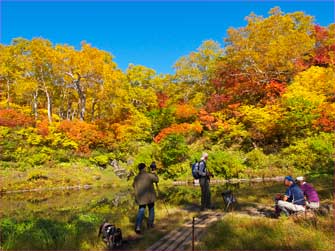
<box><xmin>196</xmin><ymin>212</ymin><xmax>334</xmax><ymax>251</ymax></box>
<box><xmin>0</xmin><ymin>164</ymin><xmax>124</xmax><ymax>193</ymax></box>
<box><xmin>195</xmin><ymin>174</ymin><xmax>334</xmax><ymax>251</ymax></box>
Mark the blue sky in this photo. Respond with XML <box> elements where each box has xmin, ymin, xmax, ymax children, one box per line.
<box><xmin>1</xmin><ymin>0</ymin><xmax>334</xmax><ymax>74</ymax></box>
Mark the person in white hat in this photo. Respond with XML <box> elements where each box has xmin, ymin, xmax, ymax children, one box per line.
<box><xmin>296</xmin><ymin>176</ymin><xmax>320</xmax><ymax>209</ymax></box>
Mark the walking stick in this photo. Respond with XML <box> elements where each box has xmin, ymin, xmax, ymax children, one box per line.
<box><xmin>192</xmin><ymin>217</ymin><xmax>195</xmax><ymax>251</ymax></box>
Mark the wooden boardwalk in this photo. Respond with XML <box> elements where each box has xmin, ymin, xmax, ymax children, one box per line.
<box><xmin>146</xmin><ymin>211</ymin><xmax>224</xmax><ymax>251</ymax></box>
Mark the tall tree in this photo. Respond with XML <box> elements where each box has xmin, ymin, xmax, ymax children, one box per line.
<box><xmin>212</xmin><ymin>7</ymin><xmax>316</xmax><ymax>108</ymax></box>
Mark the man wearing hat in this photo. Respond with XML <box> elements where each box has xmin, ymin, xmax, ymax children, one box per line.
<box><xmin>296</xmin><ymin>176</ymin><xmax>320</xmax><ymax>209</ymax></box>
<box><xmin>133</xmin><ymin>163</ymin><xmax>159</xmax><ymax>234</ymax></box>
<box><xmin>276</xmin><ymin>176</ymin><xmax>305</xmax><ymax>216</ymax></box>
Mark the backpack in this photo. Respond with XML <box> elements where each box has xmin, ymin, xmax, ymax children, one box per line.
<box><xmin>191</xmin><ymin>161</ymin><xmax>200</xmax><ymax>179</ymax></box>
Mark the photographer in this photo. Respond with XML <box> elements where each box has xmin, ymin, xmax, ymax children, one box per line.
<box><xmin>198</xmin><ymin>153</ymin><xmax>213</xmax><ymax>210</ymax></box>
<box><xmin>133</xmin><ymin>162</ymin><xmax>159</xmax><ymax>234</ymax></box>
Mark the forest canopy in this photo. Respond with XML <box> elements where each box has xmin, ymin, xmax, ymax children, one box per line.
<box><xmin>0</xmin><ymin>8</ymin><xmax>334</xmax><ymax>183</ymax></box>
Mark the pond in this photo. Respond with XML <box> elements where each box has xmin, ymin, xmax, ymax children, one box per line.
<box><xmin>0</xmin><ymin>178</ymin><xmax>332</xmax><ymax>250</ymax></box>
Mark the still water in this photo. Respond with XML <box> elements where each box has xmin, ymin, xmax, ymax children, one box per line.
<box><xmin>0</xmin><ymin>180</ymin><xmax>328</xmax><ymax>250</ymax></box>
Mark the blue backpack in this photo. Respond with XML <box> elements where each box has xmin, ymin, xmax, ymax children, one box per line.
<box><xmin>191</xmin><ymin>161</ymin><xmax>200</xmax><ymax>179</ymax></box>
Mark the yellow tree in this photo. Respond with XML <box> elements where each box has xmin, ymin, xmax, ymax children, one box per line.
<box><xmin>95</xmin><ymin>64</ymin><xmax>129</xmax><ymax>123</ymax></box>
<box><xmin>126</xmin><ymin>64</ymin><xmax>159</xmax><ymax>112</ymax></box>
<box><xmin>173</xmin><ymin>40</ymin><xmax>223</xmax><ymax>104</ymax></box>
<box><xmin>224</xmin><ymin>7</ymin><xmax>315</xmax><ymax>84</ymax></box>
<box><xmin>60</xmin><ymin>42</ymin><xmax>117</xmax><ymax>121</ymax></box>
<box><xmin>0</xmin><ymin>39</ymin><xmax>29</xmax><ymax>108</ymax></box>
<box><xmin>211</xmin><ymin>7</ymin><xmax>317</xmax><ymax>108</ymax></box>
<box><xmin>26</xmin><ymin>38</ymin><xmax>64</xmax><ymax>122</ymax></box>
<box><xmin>279</xmin><ymin>66</ymin><xmax>335</xmax><ymax>141</ymax></box>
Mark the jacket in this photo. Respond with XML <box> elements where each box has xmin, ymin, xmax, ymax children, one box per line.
<box><xmin>133</xmin><ymin>169</ymin><xmax>159</xmax><ymax>205</ymax></box>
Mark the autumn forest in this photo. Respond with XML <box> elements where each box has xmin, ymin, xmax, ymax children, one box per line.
<box><xmin>0</xmin><ymin>8</ymin><xmax>334</xmax><ymax>191</ymax></box>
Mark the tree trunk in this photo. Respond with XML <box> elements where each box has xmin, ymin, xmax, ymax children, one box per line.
<box><xmin>6</xmin><ymin>80</ymin><xmax>10</xmax><ymax>108</ymax></box>
<box><xmin>66</xmin><ymin>101</ymin><xmax>72</xmax><ymax>120</ymax></box>
<box><xmin>91</xmin><ymin>99</ymin><xmax>96</xmax><ymax>122</ymax></box>
<box><xmin>45</xmin><ymin>90</ymin><xmax>52</xmax><ymax>122</ymax></box>
<box><xmin>32</xmin><ymin>90</ymin><xmax>38</xmax><ymax>120</ymax></box>
<box><xmin>74</xmin><ymin>79</ymin><xmax>86</xmax><ymax>121</ymax></box>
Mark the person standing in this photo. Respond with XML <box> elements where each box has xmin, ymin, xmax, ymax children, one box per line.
<box><xmin>133</xmin><ymin>163</ymin><xmax>159</xmax><ymax>234</ymax></box>
<box><xmin>198</xmin><ymin>152</ymin><xmax>212</xmax><ymax>210</ymax></box>
<box><xmin>296</xmin><ymin>176</ymin><xmax>320</xmax><ymax>209</ymax></box>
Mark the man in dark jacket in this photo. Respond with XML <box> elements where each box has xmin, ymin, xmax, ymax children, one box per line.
<box><xmin>276</xmin><ymin>176</ymin><xmax>305</xmax><ymax>216</ymax></box>
<box><xmin>133</xmin><ymin>163</ymin><xmax>159</xmax><ymax>234</ymax></box>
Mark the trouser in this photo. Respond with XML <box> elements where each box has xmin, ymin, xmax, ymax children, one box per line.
<box><xmin>306</xmin><ymin>201</ymin><xmax>320</xmax><ymax>209</ymax></box>
<box><xmin>277</xmin><ymin>200</ymin><xmax>305</xmax><ymax>216</ymax></box>
<box><xmin>199</xmin><ymin>177</ymin><xmax>211</xmax><ymax>209</ymax></box>
<box><xmin>135</xmin><ymin>203</ymin><xmax>155</xmax><ymax>228</ymax></box>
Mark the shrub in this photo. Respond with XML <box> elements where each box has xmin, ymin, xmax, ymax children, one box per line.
<box><xmin>0</xmin><ymin>109</ymin><xmax>33</xmax><ymax>128</ymax></box>
<box><xmin>163</xmin><ymin>162</ymin><xmax>189</xmax><ymax>180</ymax></box>
<box><xmin>58</xmin><ymin>120</ymin><xmax>104</xmax><ymax>153</ymax></box>
<box><xmin>208</xmin><ymin>150</ymin><xmax>246</xmax><ymax>179</ymax></box>
<box><xmin>89</xmin><ymin>154</ymin><xmax>109</xmax><ymax>167</ymax></box>
<box><xmin>175</xmin><ymin>104</ymin><xmax>198</xmax><ymax>123</ymax></box>
<box><xmin>280</xmin><ymin>132</ymin><xmax>334</xmax><ymax>172</ymax></box>
<box><xmin>159</xmin><ymin>134</ymin><xmax>189</xmax><ymax>168</ymax></box>
<box><xmin>133</xmin><ymin>143</ymin><xmax>159</xmax><ymax>168</ymax></box>
<box><xmin>154</xmin><ymin>122</ymin><xmax>202</xmax><ymax>143</ymax></box>
<box><xmin>26</xmin><ymin>153</ymin><xmax>50</xmax><ymax>166</ymax></box>
<box><xmin>245</xmin><ymin>148</ymin><xmax>269</xmax><ymax>170</ymax></box>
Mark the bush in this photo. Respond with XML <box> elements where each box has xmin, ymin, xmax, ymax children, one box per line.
<box><xmin>280</xmin><ymin>133</ymin><xmax>334</xmax><ymax>172</ymax></box>
<box><xmin>89</xmin><ymin>154</ymin><xmax>109</xmax><ymax>167</ymax></box>
<box><xmin>245</xmin><ymin>148</ymin><xmax>269</xmax><ymax>170</ymax></box>
<box><xmin>58</xmin><ymin>120</ymin><xmax>105</xmax><ymax>154</ymax></box>
<box><xmin>132</xmin><ymin>143</ymin><xmax>159</xmax><ymax>169</ymax></box>
<box><xmin>0</xmin><ymin>109</ymin><xmax>33</xmax><ymax>128</ymax></box>
<box><xmin>208</xmin><ymin>150</ymin><xmax>246</xmax><ymax>179</ymax></box>
<box><xmin>26</xmin><ymin>153</ymin><xmax>50</xmax><ymax>166</ymax></box>
<box><xmin>54</xmin><ymin>149</ymin><xmax>71</xmax><ymax>163</ymax></box>
<box><xmin>162</xmin><ymin>162</ymin><xmax>189</xmax><ymax>180</ymax></box>
<box><xmin>159</xmin><ymin>134</ymin><xmax>189</xmax><ymax>168</ymax></box>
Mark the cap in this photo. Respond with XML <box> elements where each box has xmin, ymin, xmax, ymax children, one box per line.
<box><xmin>296</xmin><ymin>176</ymin><xmax>304</xmax><ymax>181</ymax></box>
<box><xmin>150</xmin><ymin>162</ymin><xmax>157</xmax><ymax>169</ymax></box>
<box><xmin>284</xmin><ymin>176</ymin><xmax>294</xmax><ymax>182</ymax></box>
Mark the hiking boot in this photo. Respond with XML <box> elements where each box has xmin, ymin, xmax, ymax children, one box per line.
<box><xmin>135</xmin><ymin>226</ymin><xmax>141</xmax><ymax>234</ymax></box>
<box><xmin>147</xmin><ymin>223</ymin><xmax>154</xmax><ymax>229</ymax></box>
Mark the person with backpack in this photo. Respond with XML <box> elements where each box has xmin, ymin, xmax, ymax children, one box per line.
<box><xmin>133</xmin><ymin>163</ymin><xmax>159</xmax><ymax>234</ymax></box>
<box><xmin>197</xmin><ymin>152</ymin><xmax>213</xmax><ymax>211</ymax></box>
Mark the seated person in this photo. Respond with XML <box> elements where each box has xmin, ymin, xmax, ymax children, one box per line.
<box><xmin>296</xmin><ymin>176</ymin><xmax>320</xmax><ymax>209</ymax></box>
<box><xmin>275</xmin><ymin>176</ymin><xmax>305</xmax><ymax>217</ymax></box>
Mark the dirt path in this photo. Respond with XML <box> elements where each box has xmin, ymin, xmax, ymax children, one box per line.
<box><xmin>146</xmin><ymin>211</ymin><xmax>224</xmax><ymax>251</ymax></box>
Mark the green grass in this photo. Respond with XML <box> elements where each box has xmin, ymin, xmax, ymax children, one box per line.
<box><xmin>197</xmin><ymin>213</ymin><xmax>334</xmax><ymax>251</ymax></box>
<box><xmin>195</xmin><ymin>175</ymin><xmax>334</xmax><ymax>251</ymax></box>
<box><xmin>0</xmin><ymin>162</ymin><xmax>126</xmax><ymax>193</ymax></box>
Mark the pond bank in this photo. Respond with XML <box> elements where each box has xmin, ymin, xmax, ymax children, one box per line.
<box><xmin>0</xmin><ymin>175</ymin><xmax>286</xmax><ymax>195</ymax></box>
<box><xmin>173</xmin><ymin>176</ymin><xmax>285</xmax><ymax>185</ymax></box>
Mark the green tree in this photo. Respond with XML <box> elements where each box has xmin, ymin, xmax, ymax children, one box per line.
<box><xmin>159</xmin><ymin>134</ymin><xmax>189</xmax><ymax>168</ymax></box>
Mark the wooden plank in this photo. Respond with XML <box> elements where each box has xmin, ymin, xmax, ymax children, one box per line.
<box><xmin>146</xmin><ymin>212</ymin><xmax>224</xmax><ymax>251</ymax></box>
